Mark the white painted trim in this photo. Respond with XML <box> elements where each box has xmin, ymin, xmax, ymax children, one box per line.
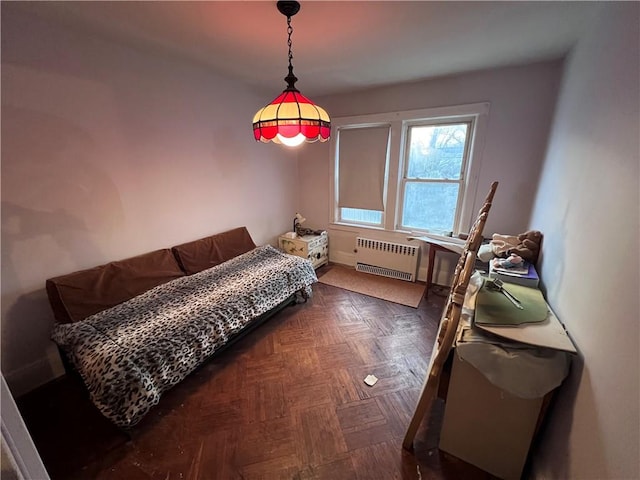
<box><xmin>1</xmin><ymin>374</ymin><xmax>50</xmax><ymax>480</ymax></box>
<box><xmin>329</xmin><ymin>250</ymin><xmax>355</xmax><ymax>267</ymax></box>
<box><xmin>331</xmin><ymin>102</ymin><xmax>490</xmax><ymax>127</ymax></box>
<box><xmin>328</xmin><ymin>102</ymin><xmax>491</xmax><ymax>235</ymax></box>
<box><xmin>327</xmin><ymin>248</ymin><xmax>456</xmax><ymax>286</ymax></box>
<box><xmin>327</xmin><ymin>223</ymin><xmax>464</xmax><ymax>286</ymax></box>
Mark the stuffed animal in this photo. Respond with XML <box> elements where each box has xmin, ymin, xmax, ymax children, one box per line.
<box><xmin>489</xmin><ymin>233</ymin><xmax>519</xmax><ymax>256</ymax></box>
<box><xmin>295</xmin><ymin>225</ymin><xmax>326</xmax><ymax>237</ymax></box>
<box><xmin>509</xmin><ymin>230</ymin><xmax>542</xmax><ymax>264</ymax></box>
<box><xmin>477</xmin><ymin>230</ymin><xmax>543</xmax><ymax>264</ymax></box>
<box><xmin>492</xmin><ymin>253</ymin><xmax>524</xmax><ymax>270</ymax></box>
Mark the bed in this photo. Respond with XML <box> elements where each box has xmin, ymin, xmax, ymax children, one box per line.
<box><xmin>47</xmin><ymin>227</ymin><xmax>317</xmax><ymax>428</ymax></box>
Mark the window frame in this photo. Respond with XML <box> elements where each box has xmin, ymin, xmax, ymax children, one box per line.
<box><xmin>397</xmin><ymin>119</ymin><xmax>474</xmax><ymax>234</ymax></box>
<box><xmin>335</xmin><ymin>123</ymin><xmax>392</xmax><ymax>227</ymax></box>
<box><xmin>330</xmin><ymin>102</ymin><xmax>489</xmax><ymax>237</ymax></box>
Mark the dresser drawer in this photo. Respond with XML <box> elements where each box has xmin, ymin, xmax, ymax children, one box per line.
<box><xmin>308</xmin><ymin>243</ymin><xmax>328</xmax><ymax>268</ymax></box>
<box><xmin>278</xmin><ymin>232</ymin><xmax>328</xmax><ymax>269</ymax></box>
<box><xmin>306</xmin><ymin>234</ymin><xmax>327</xmax><ymax>250</ymax></box>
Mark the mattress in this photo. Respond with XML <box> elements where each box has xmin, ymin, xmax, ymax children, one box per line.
<box><xmin>51</xmin><ymin>245</ymin><xmax>317</xmax><ymax>427</ymax></box>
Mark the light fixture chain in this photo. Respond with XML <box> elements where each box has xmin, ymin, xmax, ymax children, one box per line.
<box><xmin>287</xmin><ymin>16</ymin><xmax>294</xmax><ymax>70</ymax></box>
<box><xmin>253</xmin><ymin>0</ymin><xmax>330</xmax><ymax>146</ymax></box>
<box><xmin>283</xmin><ymin>14</ymin><xmax>298</xmax><ymax>91</ymax></box>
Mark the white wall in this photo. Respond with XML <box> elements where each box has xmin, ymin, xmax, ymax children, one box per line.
<box><xmin>298</xmin><ymin>61</ymin><xmax>562</xmax><ymax>281</ymax></box>
<box><xmin>1</xmin><ymin>5</ymin><xmax>297</xmax><ymax>396</ymax></box>
<box><xmin>528</xmin><ymin>3</ymin><xmax>639</xmax><ymax>479</ymax></box>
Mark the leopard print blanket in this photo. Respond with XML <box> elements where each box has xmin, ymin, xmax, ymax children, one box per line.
<box><xmin>51</xmin><ymin>245</ymin><xmax>317</xmax><ymax>428</ymax></box>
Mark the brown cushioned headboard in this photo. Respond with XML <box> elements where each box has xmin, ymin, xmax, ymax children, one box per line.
<box><xmin>46</xmin><ymin>248</ymin><xmax>185</xmax><ymax>324</ymax></box>
<box><xmin>171</xmin><ymin>226</ymin><xmax>257</xmax><ymax>275</ymax></box>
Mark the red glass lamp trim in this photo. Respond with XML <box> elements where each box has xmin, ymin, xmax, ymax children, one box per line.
<box><xmin>253</xmin><ymin>89</ymin><xmax>331</xmax><ymax>143</ymax></box>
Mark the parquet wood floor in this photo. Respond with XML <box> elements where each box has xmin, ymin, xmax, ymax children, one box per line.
<box><xmin>18</xmin><ymin>265</ymin><xmax>498</xmax><ymax>480</ymax></box>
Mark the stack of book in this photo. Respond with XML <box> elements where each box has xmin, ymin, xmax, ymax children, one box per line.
<box><xmin>489</xmin><ymin>261</ymin><xmax>539</xmax><ymax>287</ymax></box>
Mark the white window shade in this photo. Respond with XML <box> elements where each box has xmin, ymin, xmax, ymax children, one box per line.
<box><xmin>338</xmin><ymin>125</ymin><xmax>390</xmax><ymax>211</ymax></box>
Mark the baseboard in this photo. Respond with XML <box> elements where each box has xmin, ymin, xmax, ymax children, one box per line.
<box><xmin>329</xmin><ymin>253</ymin><xmax>454</xmax><ymax>286</ymax></box>
<box><xmin>329</xmin><ymin>251</ymin><xmax>355</xmax><ymax>267</ymax></box>
<box><xmin>5</xmin><ymin>348</ymin><xmax>65</xmax><ymax>398</ymax></box>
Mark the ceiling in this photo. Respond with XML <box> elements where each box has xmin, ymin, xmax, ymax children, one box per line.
<box><xmin>10</xmin><ymin>1</ymin><xmax>599</xmax><ymax>97</ymax></box>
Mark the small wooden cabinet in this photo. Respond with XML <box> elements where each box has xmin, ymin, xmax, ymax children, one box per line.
<box><xmin>278</xmin><ymin>232</ymin><xmax>328</xmax><ymax>269</ymax></box>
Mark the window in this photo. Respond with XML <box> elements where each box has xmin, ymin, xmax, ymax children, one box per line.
<box><xmin>400</xmin><ymin>122</ymin><xmax>471</xmax><ymax>233</ymax></box>
<box><xmin>340</xmin><ymin>207</ymin><xmax>383</xmax><ymax>225</ymax></box>
<box><xmin>330</xmin><ymin>103</ymin><xmax>488</xmax><ymax>236</ymax></box>
<box><xmin>336</xmin><ymin>125</ymin><xmax>390</xmax><ymax>227</ymax></box>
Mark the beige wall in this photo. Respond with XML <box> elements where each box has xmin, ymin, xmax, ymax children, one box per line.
<box><xmin>529</xmin><ymin>3</ymin><xmax>639</xmax><ymax>479</ymax></box>
<box><xmin>297</xmin><ymin>61</ymin><xmax>562</xmax><ymax>282</ymax></box>
<box><xmin>1</xmin><ymin>6</ymin><xmax>297</xmax><ymax>396</ymax></box>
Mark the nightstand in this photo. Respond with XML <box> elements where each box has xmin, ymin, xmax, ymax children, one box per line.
<box><xmin>278</xmin><ymin>232</ymin><xmax>328</xmax><ymax>269</ymax></box>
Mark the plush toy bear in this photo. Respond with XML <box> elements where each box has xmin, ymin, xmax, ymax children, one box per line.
<box><xmin>510</xmin><ymin>230</ymin><xmax>542</xmax><ymax>264</ymax></box>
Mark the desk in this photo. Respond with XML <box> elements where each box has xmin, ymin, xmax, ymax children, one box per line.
<box><xmin>439</xmin><ymin>273</ymin><xmax>576</xmax><ymax>479</ymax></box>
<box><xmin>408</xmin><ymin>235</ymin><xmax>465</xmax><ymax>297</ymax></box>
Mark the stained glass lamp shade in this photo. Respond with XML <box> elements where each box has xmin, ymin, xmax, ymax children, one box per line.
<box><xmin>252</xmin><ymin>1</ymin><xmax>331</xmax><ymax>147</ymax></box>
<box><xmin>253</xmin><ymin>90</ymin><xmax>331</xmax><ymax>146</ymax></box>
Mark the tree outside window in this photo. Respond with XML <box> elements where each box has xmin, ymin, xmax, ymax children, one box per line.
<box><xmin>401</xmin><ymin>123</ymin><xmax>470</xmax><ymax>233</ymax></box>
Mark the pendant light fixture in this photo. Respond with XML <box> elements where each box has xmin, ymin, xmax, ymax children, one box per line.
<box><xmin>252</xmin><ymin>1</ymin><xmax>331</xmax><ymax>147</ymax></box>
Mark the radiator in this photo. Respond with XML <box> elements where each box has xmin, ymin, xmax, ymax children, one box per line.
<box><xmin>355</xmin><ymin>237</ymin><xmax>420</xmax><ymax>282</ymax></box>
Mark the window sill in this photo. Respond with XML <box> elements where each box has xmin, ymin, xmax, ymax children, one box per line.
<box><xmin>329</xmin><ymin>222</ymin><xmax>409</xmax><ymax>235</ymax></box>
<box><xmin>329</xmin><ymin>222</ymin><xmax>464</xmax><ymax>241</ymax></box>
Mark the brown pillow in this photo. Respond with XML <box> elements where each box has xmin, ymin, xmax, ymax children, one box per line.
<box><xmin>46</xmin><ymin>249</ymin><xmax>185</xmax><ymax>324</ymax></box>
<box><xmin>171</xmin><ymin>227</ymin><xmax>257</xmax><ymax>275</ymax></box>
